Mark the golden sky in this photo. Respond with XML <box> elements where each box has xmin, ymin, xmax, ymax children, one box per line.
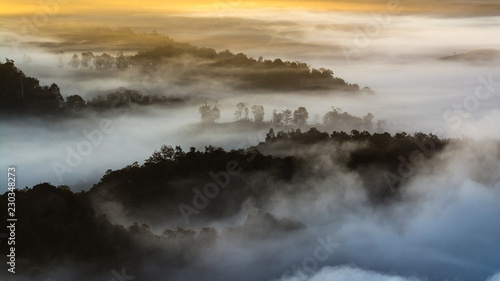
<box><xmin>1</xmin><ymin>0</ymin><xmax>498</xmax><ymax>16</ymax></box>
<box><xmin>0</xmin><ymin>0</ymin><xmax>426</xmax><ymax>16</ymax></box>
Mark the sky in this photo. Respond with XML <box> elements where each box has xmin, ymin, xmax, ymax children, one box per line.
<box><xmin>2</xmin><ymin>0</ymin><xmax>500</xmax><ymax>16</ymax></box>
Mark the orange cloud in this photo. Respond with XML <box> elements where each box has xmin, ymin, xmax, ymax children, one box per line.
<box><xmin>1</xmin><ymin>0</ymin><xmax>498</xmax><ymax>16</ymax></box>
<box><xmin>0</xmin><ymin>0</ymin><xmax>396</xmax><ymax>15</ymax></box>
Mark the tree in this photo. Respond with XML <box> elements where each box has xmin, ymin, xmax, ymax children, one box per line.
<box><xmin>160</xmin><ymin>145</ymin><xmax>175</xmax><ymax>160</ymax></box>
<box><xmin>65</xmin><ymin>95</ymin><xmax>86</xmax><ymax>111</ymax></box>
<box><xmin>0</xmin><ymin>60</ymin><xmax>64</xmax><ymax>112</ymax></box>
<box><xmin>271</xmin><ymin>109</ymin><xmax>283</xmax><ymax>127</ymax></box>
<box><xmin>69</xmin><ymin>54</ymin><xmax>80</xmax><ymax>68</ymax></box>
<box><xmin>234</xmin><ymin>102</ymin><xmax>246</xmax><ymax>121</ymax></box>
<box><xmin>198</xmin><ymin>47</ymin><xmax>217</xmax><ymax>59</ymax></box>
<box><xmin>244</xmin><ymin>107</ymin><xmax>249</xmax><ymax>120</ymax></box>
<box><xmin>293</xmin><ymin>107</ymin><xmax>308</xmax><ymax>125</ymax></box>
<box><xmin>115</xmin><ymin>52</ymin><xmax>129</xmax><ymax>70</ymax></box>
<box><xmin>251</xmin><ymin>105</ymin><xmax>265</xmax><ymax>123</ymax></box>
<box><xmin>323</xmin><ymin>107</ymin><xmax>341</xmax><ymax>126</ymax></box>
<box><xmin>361</xmin><ymin>87</ymin><xmax>375</xmax><ymax>95</ymax></box>
<box><xmin>323</xmin><ymin>107</ymin><xmax>364</xmax><ymax>130</ymax></box>
<box><xmin>144</xmin><ymin>145</ymin><xmax>179</xmax><ymax>165</ymax></box>
<box><xmin>199</xmin><ymin>103</ymin><xmax>220</xmax><ymax>123</ymax></box>
<box><xmin>81</xmin><ymin>52</ymin><xmax>94</xmax><ymax>68</ymax></box>
<box><xmin>363</xmin><ymin>113</ymin><xmax>374</xmax><ymax>130</ymax></box>
<box><xmin>211</xmin><ymin>105</ymin><xmax>221</xmax><ymax>123</ymax></box>
<box><xmin>265</xmin><ymin>128</ymin><xmax>275</xmax><ymax>142</ymax></box>
<box><xmin>47</xmin><ymin>83</ymin><xmax>64</xmax><ymax>106</ymax></box>
<box><xmin>199</xmin><ymin>227</ymin><xmax>217</xmax><ymax>242</ymax></box>
<box><xmin>93</xmin><ymin>53</ymin><xmax>114</xmax><ymax>70</ymax></box>
<box><xmin>282</xmin><ymin>109</ymin><xmax>292</xmax><ymax>125</ymax></box>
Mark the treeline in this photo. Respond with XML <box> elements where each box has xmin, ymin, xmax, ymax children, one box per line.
<box><xmin>199</xmin><ymin>102</ymin><xmax>383</xmax><ymax>132</ymax></box>
<box><xmin>91</xmin><ymin>128</ymin><xmax>446</xmax><ymax>223</ymax></box>
<box><xmin>0</xmin><ymin>59</ymin><xmax>63</xmax><ymax>114</ymax></box>
<box><xmin>60</xmin><ymin>40</ymin><xmax>372</xmax><ymax>92</ymax></box>
<box><xmin>0</xmin><ymin>60</ymin><xmax>185</xmax><ymax>115</ymax></box>
<box><xmin>0</xmin><ymin>128</ymin><xmax>451</xmax><ymax>278</ymax></box>
<box><xmin>0</xmin><ymin>183</ymin><xmax>302</xmax><ymax>279</ymax></box>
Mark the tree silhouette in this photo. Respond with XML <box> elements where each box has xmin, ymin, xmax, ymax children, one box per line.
<box><xmin>199</xmin><ymin>103</ymin><xmax>221</xmax><ymax>123</ymax></box>
<box><xmin>69</xmin><ymin>54</ymin><xmax>80</xmax><ymax>68</ymax></box>
<box><xmin>323</xmin><ymin>107</ymin><xmax>366</xmax><ymax>131</ymax></box>
<box><xmin>93</xmin><ymin>53</ymin><xmax>114</xmax><ymax>70</ymax></box>
<box><xmin>251</xmin><ymin>105</ymin><xmax>265</xmax><ymax>123</ymax></box>
<box><xmin>65</xmin><ymin>95</ymin><xmax>86</xmax><ymax>111</ymax></box>
<box><xmin>115</xmin><ymin>52</ymin><xmax>130</xmax><ymax>70</ymax></box>
<box><xmin>271</xmin><ymin>109</ymin><xmax>284</xmax><ymax>126</ymax></box>
<box><xmin>244</xmin><ymin>107</ymin><xmax>249</xmax><ymax>120</ymax></box>
<box><xmin>293</xmin><ymin>107</ymin><xmax>308</xmax><ymax>125</ymax></box>
<box><xmin>282</xmin><ymin>109</ymin><xmax>292</xmax><ymax>125</ymax></box>
<box><xmin>0</xmin><ymin>60</ymin><xmax>65</xmax><ymax>113</ymax></box>
<box><xmin>234</xmin><ymin>102</ymin><xmax>246</xmax><ymax>121</ymax></box>
<box><xmin>81</xmin><ymin>52</ymin><xmax>94</xmax><ymax>68</ymax></box>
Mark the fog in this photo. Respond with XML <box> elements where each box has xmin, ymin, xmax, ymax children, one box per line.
<box><xmin>2</xmin><ymin>11</ymin><xmax>499</xmax><ymax>190</ymax></box>
<box><xmin>0</xmin><ymin>5</ymin><xmax>499</xmax><ymax>281</ymax></box>
<box><xmin>97</xmin><ymin>138</ymin><xmax>500</xmax><ymax>281</ymax></box>
<box><xmin>4</xmin><ymin>134</ymin><xmax>499</xmax><ymax>281</ymax></box>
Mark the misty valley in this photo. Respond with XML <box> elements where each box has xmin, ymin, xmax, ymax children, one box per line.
<box><xmin>0</xmin><ymin>3</ymin><xmax>500</xmax><ymax>281</ymax></box>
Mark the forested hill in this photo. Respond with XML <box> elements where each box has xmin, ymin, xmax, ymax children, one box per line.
<box><xmin>125</xmin><ymin>45</ymin><xmax>364</xmax><ymax>91</ymax></box>
<box><xmin>87</xmin><ymin>128</ymin><xmax>447</xmax><ymax>224</ymax></box>
<box><xmin>0</xmin><ymin>128</ymin><xmax>481</xmax><ymax>280</ymax></box>
<box><xmin>56</xmin><ymin>29</ymin><xmax>370</xmax><ymax>92</ymax></box>
<box><xmin>0</xmin><ymin>57</ymin><xmax>371</xmax><ymax>116</ymax></box>
<box><xmin>0</xmin><ymin>60</ymin><xmax>186</xmax><ymax>115</ymax></box>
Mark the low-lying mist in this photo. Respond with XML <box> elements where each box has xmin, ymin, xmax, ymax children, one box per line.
<box><xmin>2</xmin><ymin>133</ymin><xmax>498</xmax><ymax>281</ymax></box>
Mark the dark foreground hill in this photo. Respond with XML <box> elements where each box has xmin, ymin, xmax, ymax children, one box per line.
<box><xmin>0</xmin><ymin>129</ymin><xmax>458</xmax><ymax>280</ymax></box>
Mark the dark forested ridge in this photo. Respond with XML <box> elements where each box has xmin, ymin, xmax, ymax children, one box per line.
<box><xmin>1</xmin><ymin>49</ymin><xmax>371</xmax><ymax>116</ymax></box>
<box><xmin>0</xmin><ymin>128</ymin><xmax>457</xmax><ymax>279</ymax></box>
<box><xmin>1</xmin><ymin>30</ymin><xmax>372</xmax><ymax>117</ymax></box>
<box><xmin>59</xmin><ymin>28</ymin><xmax>369</xmax><ymax>92</ymax></box>
<box><xmin>127</xmin><ymin>45</ymin><xmax>364</xmax><ymax>91</ymax></box>
<box><xmin>0</xmin><ymin>60</ymin><xmax>64</xmax><ymax>114</ymax></box>
<box><xmin>0</xmin><ymin>60</ymin><xmax>186</xmax><ymax>116</ymax></box>
<box><xmin>0</xmin><ymin>60</ymin><xmax>376</xmax><ymax>125</ymax></box>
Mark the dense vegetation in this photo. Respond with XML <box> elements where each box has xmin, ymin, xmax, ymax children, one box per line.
<box><xmin>64</xmin><ymin>45</ymin><xmax>367</xmax><ymax>92</ymax></box>
<box><xmin>1</xmin><ymin>61</ymin><xmax>379</xmax><ymax>132</ymax></box>
<box><xmin>49</xmin><ymin>28</ymin><xmax>372</xmax><ymax>93</ymax></box>
<box><xmin>0</xmin><ymin>60</ymin><xmax>186</xmax><ymax>115</ymax></box>
<box><xmin>0</xmin><ymin>128</ymin><xmax>450</xmax><ymax>278</ymax></box>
